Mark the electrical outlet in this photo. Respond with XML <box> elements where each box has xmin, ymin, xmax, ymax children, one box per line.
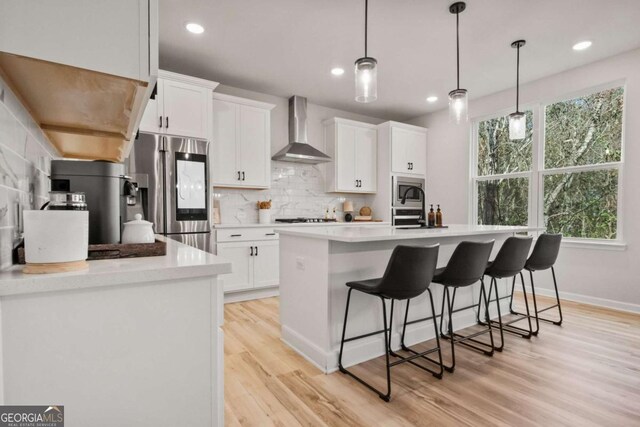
<box><xmin>296</xmin><ymin>256</ymin><xmax>305</xmax><ymax>270</ymax></box>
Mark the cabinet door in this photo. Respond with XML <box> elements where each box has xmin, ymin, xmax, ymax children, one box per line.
<box><xmin>336</xmin><ymin>124</ymin><xmax>357</xmax><ymax>191</ymax></box>
<box><xmin>217</xmin><ymin>242</ymin><xmax>254</xmax><ymax>292</ymax></box>
<box><xmin>162</xmin><ymin>79</ymin><xmax>210</xmax><ymax>139</ymax></box>
<box><xmin>212</xmin><ymin>99</ymin><xmax>240</xmax><ymax>185</ymax></box>
<box><xmin>238</xmin><ymin>105</ymin><xmax>270</xmax><ymax>187</ymax></box>
<box><xmin>407</xmin><ymin>131</ymin><xmax>427</xmax><ymax>175</ymax></box>
<box><xmin>252</xmin><ymin>241</ymin><xmax>279</xmax><ymax>289</ymax></box>
<box><xmin>139</xmin><ymin>95</ymin><xmax>163</xmax><ymax>133</ymax></box>
<box><xmin>355</xmin><ymin>127</ymin><xmax>377</xmax><ymax>192</ymax></box>
<box><xmin>391</xmin><ymin>127</ymin><xmax>411</xmax><ymax>174</ymax></box>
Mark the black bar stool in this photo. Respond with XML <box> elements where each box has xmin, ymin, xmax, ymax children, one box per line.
<box><xmin>338</xmin><ymin>244</ymin><xmax>442</xmax><ymax>402</ymax></box>
<box><xmin>510</xmin><ymin>233</ymin><xmax>563</xmax><ymax>334</ymax></box>
<box><xmin>480</xmin><ymin>236</ymin><xmax>534</xmax><ymax>351</ymax></box>
<box><xmin>432</xmin><ymin>240</ymin><xmax>495</xmax><ymax>372</ymax></box>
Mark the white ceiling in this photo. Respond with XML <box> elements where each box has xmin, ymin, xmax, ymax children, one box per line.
<box><xmin>159</xmin><ymin>0</ymin><xmax>640</xmax><ymax>121</ymax></box>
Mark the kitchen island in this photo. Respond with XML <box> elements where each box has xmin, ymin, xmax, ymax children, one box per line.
<box><xmin>0</xmin><ymin>237</ymin><xmax>231</xmax><ymax>427</ymax></box>
<box><xmin>278</xmin><ymin>224</ymin><xmax>542</xmax><ymax>373</ymax></box>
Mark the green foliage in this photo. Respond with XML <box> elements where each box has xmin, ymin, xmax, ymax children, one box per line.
<box><xmin>476</xmin><ymin>87</ymin><xmax>623</xmax><ymax>239</ymax></box>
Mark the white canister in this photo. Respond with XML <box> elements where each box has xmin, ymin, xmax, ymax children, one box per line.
<box><xmin>121</xmin><ymin>214</ymin><xmax>155</xmax><ymax>244</ymax></box>
<box><xmin>259</xmin><ymin>209</ymin><xmax>271</xmax><ymax>225</ymax></box>
<box><xmin>23</xmin><ymin>210</ymin><xmax>89</xmax><ymax>263</ymax></box>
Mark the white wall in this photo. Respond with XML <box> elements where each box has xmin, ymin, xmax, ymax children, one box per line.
<box><xmin>408</xmin><ymin>48</ymin><xmax>640</xmax><ymax>311</ymax></box>
<box><xmin>212</xmin><ymin>85</ymin><xmax>390</xmax><ymax>223</ymax></box>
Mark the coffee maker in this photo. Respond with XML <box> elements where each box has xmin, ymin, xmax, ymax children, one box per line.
<box><xmin>51</xmin><ymin>160</ymin><xmax>129</xmax><ymax>244</ymax></box>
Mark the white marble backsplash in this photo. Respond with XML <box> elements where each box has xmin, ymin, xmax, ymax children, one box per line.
<box><xmin>214</xmin><ymin>161</ymin><xmax>371</xmax><ymax>224</ymax></box>
<box><xmin>0</xmin><ymin>75</ymin><xmax>54</xmax><ymax>269</ymax></box>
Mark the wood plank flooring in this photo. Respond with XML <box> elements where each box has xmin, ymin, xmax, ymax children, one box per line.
<box><xmin>223</xmin><ymin>295</ymin><xmax>640</xmax><ymax>426</ymax></box>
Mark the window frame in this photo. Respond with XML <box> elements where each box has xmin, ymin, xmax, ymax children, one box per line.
<box><xmin>469</xmin><ymin>81</ymin><xmax>626</xmax><ymax>246</ymax></box>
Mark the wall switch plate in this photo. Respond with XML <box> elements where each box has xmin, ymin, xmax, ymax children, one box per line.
<box><xmin>296</xmin><ymin>256</ymin><xmax>305</xmax><ymax>270</ymax></box>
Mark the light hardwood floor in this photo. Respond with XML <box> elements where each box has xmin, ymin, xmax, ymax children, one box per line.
<box><xmin>224</xmin><ymin>295</ymin><xmax>640</xmax><ymax>426</ymax></box>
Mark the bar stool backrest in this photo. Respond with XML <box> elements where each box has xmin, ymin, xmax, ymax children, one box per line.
<box><xmin>437</xmin><ymin>240</ymin><xmax>494</xmax><ymax>287</ymax></box>
<box><xmin>378</xmin><ymin>244</ymin><xmax>440</xmax><ymax>300</ymax></box>
<box><xmin>487</xmin><ymin>236</ymin><xmax>533</xmax><ymax>278</ymax></box>
<box><xmin>526</xmin><ymin>233</ymin><xmax>562</xmax><ymax>271</ymax></box>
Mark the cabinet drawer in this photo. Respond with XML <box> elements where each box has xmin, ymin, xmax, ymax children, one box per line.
<box><xmin>215</xmin><ymin>228</ymin><xmax>279</xmax><ymax>243</ymax></box>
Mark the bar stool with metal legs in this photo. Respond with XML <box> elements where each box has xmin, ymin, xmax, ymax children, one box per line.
<box><xmin>432</xmin><ymin>240</ymin><xmax>495</xmax><ymax>373</ymax></box>
<box><xmin>480</xmin><ymin>236</ymin><xmax>534</xmax><ymax>351</ymax></box>
<box><xmin>338</xmin><ymin>244</ymin><xmax>442</xmax><ymax>402</ymax></box>
<box><xmin>510</xmin><ymin>233</ymin><xmax>564</xmax><ymax>334</ymax></box>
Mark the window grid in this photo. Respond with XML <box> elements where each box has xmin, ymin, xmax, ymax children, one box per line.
<box><xmin>470</xmin><ymin>84</ymin><xmax>624</xmax><ymax>242</ymax></box>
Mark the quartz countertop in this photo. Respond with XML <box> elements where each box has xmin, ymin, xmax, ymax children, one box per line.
<box><xmin>213</xmin><ymin>221</ymin><xmax>390</xmax><ymax>229</ymax></box>
<box><xmin>0</xmin><ymin>236</ymin><xmax>232</xmax><ymax>297</ymax></box>
<box><xmin>276</xmin><ymin>224</ymin><xmax>544</xmax><ymax>243</ymax></box>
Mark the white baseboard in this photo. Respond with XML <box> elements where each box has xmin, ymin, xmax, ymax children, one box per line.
<box><xmin>282</xmin><ymin>299</ymin><xmax>511</xmax><ymax>374</ymax></box>
<box><xmin>224</xmin><ymin>287</ymin><xmax>279</xmax><ymax>304</ymax></box>
<box><xmin>521</xmin><ymin>285</ymin><xmax>640</xmax><ymax>314</ymax></box>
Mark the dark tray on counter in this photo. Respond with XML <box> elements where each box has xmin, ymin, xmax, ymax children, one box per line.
<box><xmin>426</xmin><ymin>225</ymin><xmax>449</xmax><ymax>229</ymax></box>
<box><xmin>17</xmin><ymin>239</ymin><xmax>167</xmax><ymax>264</ymax></box>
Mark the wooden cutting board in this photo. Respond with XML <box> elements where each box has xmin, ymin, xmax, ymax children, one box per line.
<box><xmin>23</xmin><ymin>260</ymin><xmax>89</xmax><ymax>274</ymax></box>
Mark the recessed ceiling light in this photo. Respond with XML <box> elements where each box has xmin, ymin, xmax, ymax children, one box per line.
<box><xmin>185</xmin><ymin>22</ymin><xmax>205</xmax><ymax>34</ymax></box>
<box><xmin>331</xmin><ymin>68</ymin><xmax>345</xmax><ymax>76</ymax></box>
<box><xmin>572</xmin><ymin>40</ymin><xmax>592</xmax><ymax>51</ymax></box>
<box><xmin>426</xmin><ymin>96</ymin><xmax>438</xmax><ymax>103</ymax></box>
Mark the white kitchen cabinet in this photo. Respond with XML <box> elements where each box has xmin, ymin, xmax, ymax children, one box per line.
<box><xmin>324</xmin><ymin>118</ymin><xmax>378</xmax><ymax>193</ymax></box>
<box><xmin>211</xmin><ymin>93</ymin><xmax>275</xmax><ymax>189</ymax></box>
<box><xmin>0</xmin><ymin>0</ymin><xmax>158</xmax><ymax>82</ymax></box>
<box><xmin>216</xmin><ymin>241</ymin><xmax>254</xmax><ymax>292</ymax></box>
<box><xmin>139</xmin><ymin>71</ymin><xmax>218</xmax><ymax>139</ymax></box>
<box><xmin>390</xmin><ymin>125</ymin><xmax>427</xmax><ymax>176</ymax></box>
<box><xmin>215</xmin><ymin>228</ymin><xmax>280</xmax><ymax>293</ymax></box>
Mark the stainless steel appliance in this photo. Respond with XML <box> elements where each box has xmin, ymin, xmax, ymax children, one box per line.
<box><xmin>51</xmin><ymin>160</ymin><xmax>126</xmax><ymax>244</ymax></box>
<box><xmin>392</xmin><ymin>176</ymin><xmax>425</xmax><ymax>208</ymax></box>
<box><xmin>126</xmin><ymin>133</ymin><xmax>210</xmax><ymax>252</ymax></box>
<box><xmin>392</xmin><ymin>208</ymin><xmax>424</xmax><ymax>228</ymax></box>
<box><xmin>271</xmin><ymin>96</ymin><xmax>331</xmax><ymax>164</ymax></box>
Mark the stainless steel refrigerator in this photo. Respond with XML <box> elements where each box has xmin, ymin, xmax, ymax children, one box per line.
<box><xmin>126</xmin><ymin>133</ymin><xmax>211</xmax><ymax>252</ymax></box>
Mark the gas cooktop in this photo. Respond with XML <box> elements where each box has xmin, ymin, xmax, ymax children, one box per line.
<box><xmin>275</xmin><ymin>218</ymin><xmax>338</xmax><ymax>224</ymax></box>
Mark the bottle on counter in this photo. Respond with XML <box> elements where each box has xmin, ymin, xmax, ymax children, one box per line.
<box><xmin>325</xmin><ymin>208</ymin><xmax>330</xmax><ymax>219</ymax></box>
<box><xmin>428</xmin><ymin>204</ymin><xmax>436</xmax><ymax>227</ymax></box>
<box><xmin>332</xmin><ymin>207</ymin><xmax>337</xmax><ymax>220</ymax></box>
<box><xmin>436</xmin><ymin>204</ymin><xmax>443</xmax><ymax>227</ymax></box>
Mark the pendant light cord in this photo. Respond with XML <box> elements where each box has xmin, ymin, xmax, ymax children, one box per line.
<box><xmin>516</xmin><ymin>44</ymin><xmax>520</xmax><ymax>112</ymax></box>
<box><xmin>364</xmin><ymin>0</ymin><xmax>368</xmax><ymax>57</ymax></box>
<box><xmin>456</xmin><ymin>11</ymin><xmax>460</xmax><ymax>89</ymax></box>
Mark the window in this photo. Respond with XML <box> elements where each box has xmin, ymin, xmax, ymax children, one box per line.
<box><xmin>471</xmin><ymin>85</ymin><xmax>624</xmax><ymax>241</ymax></box>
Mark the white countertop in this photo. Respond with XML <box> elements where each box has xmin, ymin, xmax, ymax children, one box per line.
<box><xmin>277</xmin><ymin>224</ymin><xmax>544</xmax><ymax>243</ymax></box>
<box><xmin>0</xmin><ymin>236</ymin><xmax>232</xmax><ymax>297</ymax></box>
<box><xmin>213</xmin><ymin>221</ymin><xmax>390</xmax><ymax>229</ymax></box>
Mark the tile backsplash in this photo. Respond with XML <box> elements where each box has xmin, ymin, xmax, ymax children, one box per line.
<box><xmin>0</xmin><ymin>76</ymin><xmax>54</xmax><ymax>269</ymax></box>
<box><xmin>214</xmin><ymin>161</ymin><xmax>372</xmax><ymax>224</ymax></box>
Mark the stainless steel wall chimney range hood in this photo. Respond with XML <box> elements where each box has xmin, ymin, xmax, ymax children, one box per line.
<box><xmin>271</xmin><ymin>96</ymin><xmax>331</xmax><ymax>164</ymax></box>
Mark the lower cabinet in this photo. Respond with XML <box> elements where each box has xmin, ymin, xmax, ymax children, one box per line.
<box><xmin>216</xmin><ymin>236</ymin><xmax>279</xmax><ymax>293</ymax></box>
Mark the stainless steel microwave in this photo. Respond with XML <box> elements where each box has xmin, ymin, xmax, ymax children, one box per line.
<box><xmin>392</xmin><ymin>176</ymin><xmax>425</xmax><ymax>208</ymax></box>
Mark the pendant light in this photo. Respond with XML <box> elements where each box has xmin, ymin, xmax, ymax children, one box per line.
<box><xmin>355</xmin><ymin>0</ymin><xmax>377</xmax><ymax>103</ymax></box>
<box><xmin>448</xmin><ymin>2</ymin><xmax>468</xmax><ymax>124</ymax></box>
<box><xmin>509</xmin><ymin>40</ymin><xmax>526</xmax><ymax>140</ymax></box>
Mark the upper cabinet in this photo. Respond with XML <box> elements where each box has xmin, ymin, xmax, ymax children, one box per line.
<box><xmin>379</xmin><ymin>122</ymin><xmax>427</xmax><ymax>176</ymax></box>
<box><xmin>211</xmin><ymin>93</ymin><xmax>275</xmax><ymax>189</ymax></box>
<box><xmin>324</xmin><ymin>118</ymin><xmax>378</xmax><ymax>193</ymax></box>
<box><xmin>0</xmin><ymin>0</ymin><xmax>159</xmax><ymax>162</ymax></box>
<box><xmin>139</xmin><ymin>71</ymin><xmax>218</xmax><ymax>139</ymax></box>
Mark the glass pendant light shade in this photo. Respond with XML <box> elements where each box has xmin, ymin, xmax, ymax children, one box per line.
<box><xmin>509</xmin><ymin>111</ymin><xmax>526</xmax><ymax>140</ymax></box>
<box><xmin>448</xmin><ymin>88</ymin><xmax>468</xmax><ymax>124</ymax></box>
<box><xmin>355</xmin><ymin>57</ymin><xmax>378</xmax><ymax>103</ymax></box>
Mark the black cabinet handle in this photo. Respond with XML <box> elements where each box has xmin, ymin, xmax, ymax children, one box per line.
<box><xmin>237</xmin><ymin>171</ymin><xmax>241</xmax><ymax>180</ymax></box>
<box><xmin>255</xmin><ymin>246</ymin><xmax>259</xmax><ymax>256</ymax></box>
<box><xmin>242</xmin><ymin>171</ymin><xmax>245</xmax><ymax>181</ymax></box>
<box><xmin>230</xmin><ymin>234</ymin><xmax>242</xmax><ymax>237</ymax></box>
<box><xmin>250</xmin><ymin>246</ymin><xmax>254</xmax><ymax>256</ymax></box>
<box><xmin>265</xmin><ymin>233</ymin><xmax>276</xmax><ymax>236</ymax></box>
<box><xmin>159</xmin><ymin>116</ymin><xmax>163</xmax><ymax>128</ymax></box>
<box><xmin>166</xmin><ymin>116</ymin><xmax>169</xmax><ymax>129</ymax></box>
